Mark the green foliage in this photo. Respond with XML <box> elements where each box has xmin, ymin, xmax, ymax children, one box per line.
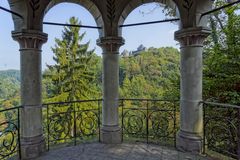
<box><xmin>202</xmin><ymin>4</ymin><xmax>240</xmax><ymax>157</ymax></box>
<box><xmin>203</xmin><ymin>0</ymin><xmax>240</xmax><ymax>104</ymax></box>
<box><xmin>0</xmin><ymin>70</ymin><xmax>20</xmax><ymax>142</ymax></box>
<box><xmin>43</xmin><ymin>17</ymin><xmax>101</xmax><ymax>103</ymax></box>
<box><xmin>0</xmin><ymin>70</ymin><xmax>20</xmax><ymax>115</ymax></box>
<box><xmin>120</xmin><ymin>47</ymin><xmax>180</xmax><ymax>100</ymax></box>
<box><xmin>0</xmin><ymin>70</ymin><xmax>20</xmax><ymax>101</ymax></box>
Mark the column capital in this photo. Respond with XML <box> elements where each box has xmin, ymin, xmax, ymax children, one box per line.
<box><xmin>97</xmin><ymin>36</ymin><xmax>125</xmax><ymax>54</ymax></box>
<box><xmin>12</xmin><ymin>30</ymin><xmax>48</xmax><ymax>50</ymax></box>
<box><xmin>175</xmin><ymin>27</ymin><xmax>211</xmax><ymax>47</ymax></box>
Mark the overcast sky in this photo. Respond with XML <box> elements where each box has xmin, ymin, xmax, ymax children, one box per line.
<box><xmin>0</xmin><ymin>1</ymin><xmax>179</xmax><ymax>70</ymax></box>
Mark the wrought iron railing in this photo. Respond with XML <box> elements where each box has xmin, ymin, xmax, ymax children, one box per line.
<box><xmin>0</xmin><ymin>106</ymin><xmax>21</xmax><ymax>160</ymax></box>
<box><xmin>119</xmin><ymin>99</ymin><xmax>179</xmax><ymax>147</ymax></box>
<box><xmin>2</xmin><ymin>99</ymin><xmax>240</xmax><ymax>160</ymax></box>
<box><xmin>42</xmin><ymin>99</ymin><xmax>102</xmax><ymax>150</ymax></box>
<box><xmin>203</xmin><ymin>101</ymin><xmax>240</xmax><ymax>159</ymax></box>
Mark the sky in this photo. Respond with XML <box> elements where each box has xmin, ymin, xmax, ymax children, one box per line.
<box><xmin>0</xmin><ymin>1</ymin><xmax>179</xmax><ymax>70</ymax></box>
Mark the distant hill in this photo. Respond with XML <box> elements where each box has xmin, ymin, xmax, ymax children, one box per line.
<box><xmin>0</xmin><ymin>70</ymin><xmax>20</xmax><ymax>81</ymax></box>
<box><xmin>119</xmin><ymin>47</ymin><xmax>180</xmax><ymax>99</ymax></box>
<box><xmin>0</xmin><ymin>70</ymin><xmax>20</xmax><ymax>100</ymax></box>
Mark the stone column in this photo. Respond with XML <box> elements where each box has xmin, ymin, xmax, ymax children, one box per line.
<box><xmin>97</xmin><ymin>37</ymin><xmax>124</xmax><ymax>143</ymax></box>
<box><xmin>175</xmin><ymin>27</ymin><xmax>210</xmax><ymax>153</ymax></box>
<box><xmin>12</xmin><ymin>30</ymin><xmax>47</xmax><ymax>159</ymax></box>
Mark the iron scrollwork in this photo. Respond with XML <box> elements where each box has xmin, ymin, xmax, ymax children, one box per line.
<box><xmin>149</xmin><ymin>111</ymin><xmax>175</xmax><ymax>139</ymax></box>
<box><xmin>123</xmin><ymin>109</ymin><xmax>146</xmax><ymax>136</ymax></box>
<box><xmin>0</xmin><ymin>107</ymin><xmax>20</xmax><ymax>159</ymax></box>
<box><xmin>121</xmin><ymin>99</ymin><xmax>177</xmax><ymax>145</ymax></box>
<box><xmin>76</xmin><ymin>110</ymin><xmax>99</xmax><ymax>137</ymax></box>
<box><xmin>0</xmin><ymin>121</ymin><xmax>18</xmax><ymax>158</ymax></box>
<box><xmin>44</xmin><ymin>100</ymin><xmax>101</xmax><ymax>148</ymax></box>
<box><xmin>48</xmin><ymin>107</ymin><xmax>73</xmax><ymax>141</ymax></box>
<box><xmin>204</xmin><ymin>106</ymin><xmax>239</xmax><ymax>158</ymax></box>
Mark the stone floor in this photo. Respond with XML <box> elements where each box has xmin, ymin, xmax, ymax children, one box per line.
<box><xmin>35</xmin><ymin>143</ymin><xmax>210</xmax><ymax>160</ymax></box>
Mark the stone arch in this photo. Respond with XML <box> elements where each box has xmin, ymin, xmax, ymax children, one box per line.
<box><xmin>118</xmin><ymin>0</ymin><xmax>179</xmax><ymax>36</ymax></box>
<box><xmin>173</xmin><ymin>0</ymin><xmax>213</xmax><ymax>29</ymax></box>
<box><xmin>7</xmin><ymin>0</ymin><xmax>28</xmax><ymax>31</ymax></box>
<box><xmin>43</xmin><ymin>0</ymin><xmax>104</xmax><ymax>37</ymax></box>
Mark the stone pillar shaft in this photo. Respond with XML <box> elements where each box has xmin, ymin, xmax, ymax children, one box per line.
<box><xmin>97</xmin><ymin>37</ymin><xmax>124</xmax><ymax>143</ymax></box>
<box><xmin>175</xmin><ymin>27</ymin><xmax>210</xmax><ymax>153</ymax></box>
<box><xmin>12</xmin><ymin>30</ymin><xmax>47</xmax><ymax>159</ymax></box>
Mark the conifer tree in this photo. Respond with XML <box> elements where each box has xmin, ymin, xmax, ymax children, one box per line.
<box><xmin>44</xmin><ymin>17</ymin><xmax>99</xmax><ymax>102</ymax></box>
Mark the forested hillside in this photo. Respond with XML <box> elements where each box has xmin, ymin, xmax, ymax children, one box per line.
<box><xmin>42</xmin><ymin>46</ymin><xmax>180</xmax><ymax>102</ymax></box>
<box><xmin>0</xmin><ymin>70</ymin><xmax>20</xmax><ymax>109</ymax></box>
<box><xmin>119</xmin><ymin>47</ymin><xmax>180</xmax><ymax>100</ymax></box>
<box><xmin>0</xmin><ymin>46</ymin><xmax>180</xmax><ymax>109</ymax></box>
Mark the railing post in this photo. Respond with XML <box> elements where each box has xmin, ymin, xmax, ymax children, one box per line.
<box><xmin>73</xmin><ymin>103</ymin><xmax>77</xmax><ymax>146</ymax></box>
<box><xmin>17</xmin><ymin>107</ymin><xmax>21</xmax><ymax>160</ymax></box>
<box><xmin>121</xmin><ymin>99</ymin><xmax>124</xmax><ymax>142</ymax></box>
<box><xmin>203</xmin><ymin>102</ymin><xmax>206</xmax><ymax>154</ymax></box>
<box><xmin>98</xmin><ymin>100</ymin><xmax>101</xmax><ymax>142</ymax></box>
<box><xmin>146</xmin><ymin>100</ymin><xmax>149</xmax><ymax>144</ymax></box>
<box><xmin>173</xmin><ymin>102</ymin><xmax>177</xmax><ymax>148</ymax></box>
<box><xmin>47</xmin><ymin>105</ymin><xmax>50</xmax><ymax>151</ymax></box>
<box><xmin>237</xmin><ymin>108</ymin><xmax>240</xmax><ymax>160</ymax></box>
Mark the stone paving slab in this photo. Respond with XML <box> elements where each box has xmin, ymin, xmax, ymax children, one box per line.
<box><xmin>36</xmin><ymin>143</ymin><xmax>210</xmax><ymax>160</ymax></box>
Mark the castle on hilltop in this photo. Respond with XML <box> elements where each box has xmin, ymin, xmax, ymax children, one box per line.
<box><xmin>121</xmin><ymin>44</ymin><xmax>147</xmax><ymax>57</ymax></box>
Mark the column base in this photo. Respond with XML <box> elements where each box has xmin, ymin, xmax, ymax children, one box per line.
<box><xmin>100</xmin><ymin>125</ymin><xmax>122</xmax><ymax>144</ymax></box>
<box><xmin>176</xmin><ymin>130</ymin><xmax>203</xmax><ymax>154</ymax></box>
<box><xmin>20</xmin><ymin>134</ymin><xmax>46</xmax><ymax>159</ymax></box>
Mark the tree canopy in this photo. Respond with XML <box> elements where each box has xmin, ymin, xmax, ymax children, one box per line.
<box><xmin>203</xmin><ymin>0</ymin><xmax>240</xmax><ymax>104</ymax></box>
<box><xmin>43</xmin><ymin>17</ymin><xmax>101</xmax><ymax>102</ymax></box>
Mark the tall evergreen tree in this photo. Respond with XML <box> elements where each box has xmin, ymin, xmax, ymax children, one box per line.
<box><xmin>44</xmin><ymin>17</ymin><xmax>99</xmax><ymax>102</ymax></box>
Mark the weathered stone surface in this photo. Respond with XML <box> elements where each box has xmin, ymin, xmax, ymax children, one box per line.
<box><xmin>101</xmin><ymin>126</ymin><xmax>122</xmax><ymax>143</ymax></box>
<box><xmin>35</xmin><ymin>143</ymin><xmax>210</xmax><ymax>160</ymax></box>
<box><xmin>97</xmin><ymin>37</ymin><xmax>124</xmax><ymax>144</ymax></box>
<box><xmin>12</xmin><ymin>30</ymin><xmax>48</xmax><ymax>159</ymax></box>
<box><xmin>20</xmin><ymin>135</ymin><xmax>46</xmax><ymax>159</ymax></box>
<box><xmin>175</xmin><ymin>27</ymin><xmax>211</xmax><ymax>153</ymax></box>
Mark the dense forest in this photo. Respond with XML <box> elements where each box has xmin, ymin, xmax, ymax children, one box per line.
<box><xmin>0</xmin><ymin>45</ymin><xmax>180</xmax><ymax>108</ymax></box>
<box><xmin>0</xmin><ymin>70</ymin><xmax>20</xmax><ymax>109</ymax></box>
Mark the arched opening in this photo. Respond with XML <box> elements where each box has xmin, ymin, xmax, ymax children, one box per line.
<box><xmin>0</xmin><ymin>2</ymin><xmax>21</xmax><ymax>158</ymax></box>
<box><xmin>0</xmin><ymin>0</ymin><xmax>20</xmax><ymax>108</ymax></box>
<box><xmin>0</xmin><ymin>1</ymin><xmax>19</xmax><ymax>70</ymax></box>
<box><xmin>119</xmin><ymin>2</ymin><xmax>180</xmax><ymax>99</ymax></box>
<box><xmin>118</xmin><ymin>0</ymin><xmax>179</xmax><ymax>35</ymax></box>
<box><xmin>41</xmin><ymin>2</ymin><xmax>103</xmax><ymax>147</ymax></box>
<box><xmin>42</xmin><ymin>2</ymin><xmax>102</xmax><ymax>101</ymax></box>
<box><xmin>44</xmin><ymin>0</ymin><xmax>104</xmax><ymax>37</ymax></box>
<box><xmin>118</xmin><ymin>2</ymin><xmax>180</xmax><ymax>145</ymax></box>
